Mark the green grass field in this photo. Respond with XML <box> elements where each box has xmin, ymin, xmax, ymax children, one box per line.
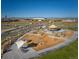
<box><xmin>39</xmin><ymin>40</ymin><xmax>78</xmax><ymax>59</ymax></box>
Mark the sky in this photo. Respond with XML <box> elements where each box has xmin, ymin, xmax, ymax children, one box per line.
<box><xmin>1</xmin><ymin>0</ymin><xmax>78</xmax><ymax>18</ymax></box>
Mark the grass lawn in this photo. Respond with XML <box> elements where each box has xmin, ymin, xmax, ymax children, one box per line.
<box><xmin>39</xmin><ymin>40</ymin><xmax>78</xmax><ymax>59</ymax></box>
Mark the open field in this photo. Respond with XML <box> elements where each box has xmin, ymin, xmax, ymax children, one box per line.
<box><xmin>1</xmin><ymin>21</ymin><xmax>30</xmax><ymax>30</ymax></box>
<box><xmin>1</xmin><ymin>20</ymin><xmax>78</xmax><ymax>30</ymax></box>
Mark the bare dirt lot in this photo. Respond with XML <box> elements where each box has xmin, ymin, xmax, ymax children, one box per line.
<box><xmin>21</xmin><ymin>30</ymin><xmax>74</xmax><ymax>51</ymax></box>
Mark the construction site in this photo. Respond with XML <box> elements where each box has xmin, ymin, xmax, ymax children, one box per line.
<box><xmin>1</xmin><ymin>19</ymin><xmax>78</xmax><ymax>59</ymax></box>
<box><xmin>19</xmin><ymin>25</ymin><xmax>74</xmax><ymax>51</ymax></box>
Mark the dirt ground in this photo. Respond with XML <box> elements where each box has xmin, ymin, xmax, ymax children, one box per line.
<box><xmin>20</xmin><ymin>30</ymin><xmax>74</xmax><ymax>51</ymax></box>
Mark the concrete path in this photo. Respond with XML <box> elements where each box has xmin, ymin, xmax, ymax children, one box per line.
<box><xmin>2</xmin><ymin>44</ymin><xmax>39</xmax><ymax>59</ymax></box>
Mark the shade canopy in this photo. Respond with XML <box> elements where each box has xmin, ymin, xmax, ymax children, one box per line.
<box><xmin>15</xmin><ymin>40</ymin><xmax>25</xmax><ymax>49</ymax></box>
<box><xmin>49</xmin><ymin>25</ymin><xmax>57</xmax><ymax>29</ymax></box>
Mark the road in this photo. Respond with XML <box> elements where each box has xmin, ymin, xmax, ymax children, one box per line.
<box><xmin>1</xmin><ymin>28</ymin><xmax>16</xmax><ymax>34</ymax></box>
